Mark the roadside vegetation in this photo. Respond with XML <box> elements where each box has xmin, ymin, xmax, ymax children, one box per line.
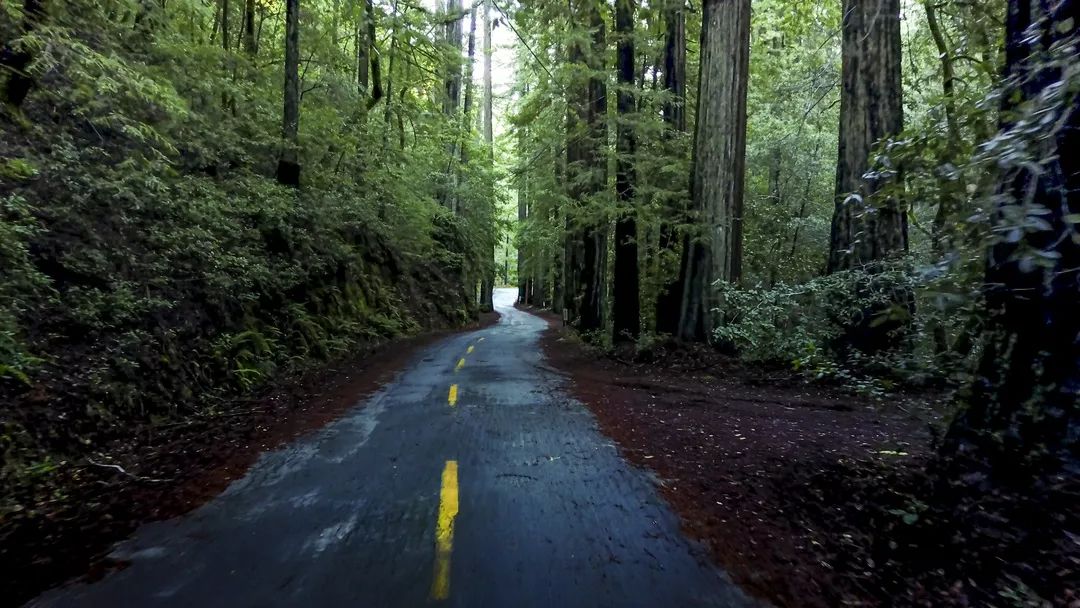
<box><xmin>1</xmin><ymin>0</ymin><xmax>499</xmax><ymax>600</ymax></box>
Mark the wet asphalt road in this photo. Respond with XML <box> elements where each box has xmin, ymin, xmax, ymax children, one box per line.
<box><xmin>31</xmin><ymin>289</ymin><xmax>756</xmax><ymax>608</ymax></box>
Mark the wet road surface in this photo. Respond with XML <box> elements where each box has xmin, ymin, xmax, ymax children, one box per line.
<box><xmin>31</xmin><ymin>289</ymin><xmax>757</xmax><ymax>608</ymax></box>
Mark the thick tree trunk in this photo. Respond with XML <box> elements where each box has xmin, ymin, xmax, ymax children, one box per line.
<box><xmin>828</xmin><ymin>0</ymin><xmax>906</xmax><ymax>272</ymax></box>
<box><xmin>276</xmin><ymin>0</ymin><xmax>301</xmax><ymax>187</ymax></box>
<box><xmin>827</xmin><ymin>0</ymin><xmax>907</xmax><ymax>354</ymax></box>
<box><xmin>675</xmin><ymin>0</ymin><xmax>750</xmax><ymax>342</ymax></box>
<box><xmin>1</xmin><ymin>0</ymin><xmax>46</xmax><ymax>109</ymax></box>
<box><xmin>612</xmin><ymin>0</ymin><xmax>640</xmax><ymax>343</ymax></box>
<box><xmin>563</xmin><ymin>0</ymin><xmax>608</xmax><ymax>332</ymax></box>
<box><xmin>937</xmin><ymin>1</ymin><xmax>1079</xmax><ymax>589</ymax></box>
<box><xmin>654</xmin><ymin>0</ymin><xmax>687</xmax><ymax>335</ymax></box>
<box><xmin>943</xmin><ymin>0</ymin><xmax>1080</xmax><ymax>474</ymax></box>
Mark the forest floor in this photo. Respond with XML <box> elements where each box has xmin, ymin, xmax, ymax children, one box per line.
<box><xmin>1</xmin><ymin>311</ymin><xmax>499</xmax><ymax>607</ymax></box>
<box><xmin>525</xmin><ymin>305</ymin><xmax>976</xmax><ymax>608</ymax></box>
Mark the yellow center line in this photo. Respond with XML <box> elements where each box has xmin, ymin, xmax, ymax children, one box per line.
<box><xmin>448</xmin><ymin>384</ymin><xmax>458</xmax><ymax>407</ymax></box>
<box><xmin>430</xmin><ymin>460</ymin><xmax>459</xmax><ymax>600</ymax></box>
<box><xmin>455</xmin><ymin>358</ymin><xmax>466</xmax><ymax>372</ymax></box>
<box><xmin>467</xmin><ymin>345</ymin><xmax>475</xmax><ymax>354</ymax></box>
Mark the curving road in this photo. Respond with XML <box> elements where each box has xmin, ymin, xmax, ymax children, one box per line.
<box><xmin>31</xmin><ymin>288</ymin><xmax>756</xmax><ymax>608</ymax></box>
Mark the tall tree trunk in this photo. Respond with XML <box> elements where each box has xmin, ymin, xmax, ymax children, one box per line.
<box><xmin>460</xmin><ymin>8</ymin><xmax>477</xmax><ymax>163</ymax></box>
<box><xmin>244</xmin><ymin>0</ymin><xmax>257</xmax><ymax>55</ymax></box>
<box><xmin>827</xmin><ymin>0</ymin><xmax>907</xmax><ymax>354</ymax></box>
<box><xmin>479</xmin><ymin>0</ymin><xmax>495</xmax><ymax>311</ymax></box>
<box><xmin>675</xmin><ymin>0</ymin><xmax>750</xmax><ymax>342</ymax></box>
<box><xmin>443</xmin><ymin>0</ymin><xmax>463</xmax><ymax>115</ymax></box>
<box><xmin>612</xmin><ymin>0</ymin><xmax>640</xmax><ymax>343</ymax></box>
<box><xmin>1</xmin><ymin>0</ymin><xmax>47</xmax><ymax>109</ymax></box>
<box><xmin>381</xmin><ymin>1</ymin><xmax>400</xmax><ymax>149</ymax></box>
<box><xmin>828</xmin><ymin>0</ymin><xmax>906</xmax><ymax>272</ymax></box>
<box><xmin>357</xmin><ymin>0</ymin><xmax>370</xmax><ymax>95</ymax></box>
<box><xmin>518</xmin><ymin>173</ymin><xmax>528</xmax><ymax>303</ymax></box>
<box><xmin>564</xmin><ymin>0</ymin><xmax>608</xmax><ymax>332</ymax></box>
<box><xmin>654</xmin><ymin>0</ymin><xmax>687</xmax><ymax>335</ymax></box>
<box><xmin>276</xmin><ymin>0</ymin><xmax>301</xmax><ymax>187</ymax></box>
<box><xmin>221</xmin><ymin>0</ymin><xmax>231</xmax><ymax>51</ymax></box>
<box><xmin>364</xmin><ymin>0</ymin><xmax>383</xmax><ymax>109</ymax></box>
<box><xmin>441</xmin><ymin>0</ymin><xmax>464</xmax><ymax>210</ymax></box>
<box><xmin>938</xmin><ymin>0</ymin><xmax>1078</xmax><ymax>582</ymax></box>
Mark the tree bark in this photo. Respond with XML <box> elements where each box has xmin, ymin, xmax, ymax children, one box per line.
<box><xmin>478</xmin><ymin>0</ymin><xmax>495</xmax><ymax>312</ymax></box>
<box><xmin>440</xmin><ymin>0</ymin><xmax>464</xmax><ymax>210</ymax></box>
<box><xmin>1</xmin><ymin>0</ymin><xmax>47</xmax><ymax>109</ymax></box>
<box><xmin>612</xmin><ymin>0</ymin><xmax>640</xmax><ymax>343</ymax></box>
<box><xmin>221</xmin><ymin>0</ymin><xmax>231</xmax><ymax>51</ymax></box>
<box><xmin>675</xmin><ymin>0</ymin><xmax>750</xmax><ymax>342</ymax></box>
<box><xmin>828</xmin><ymin>0</ymin><xmax>906</xmax><ymax>273</ymax></box>
<box><xmin>244</xmin><ymin>0</ymin><xmax>257</xmax><ymax>55</ymax></box>
<box><xmin>564</xmin><ymin>0</ymin><xmax>608</xmax><ymax>332</ymax></box>
<box><xmin>276</xmin><ymin>0</ymin><xmax>302</xmax><ymax>187</ymax></box>
<box><xmin>938</xmin><ymin>0</ymin><xmax>1079</xmax><ymax>575</ymax></box>
<box><xmin>654</xmin><ymin>0</ymin><xmax>687</xmax><ymax>335</ymax></box>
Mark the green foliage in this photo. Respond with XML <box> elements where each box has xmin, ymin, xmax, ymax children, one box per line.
<box><xmin>713</xmin><ymin>260</ymin><xmax>981</xmax><ymax>395</ymax></box>
<box><xmin>0</xmin><ymin>0</ymin><xmax>496</xmax><ymax>502</ymax></box>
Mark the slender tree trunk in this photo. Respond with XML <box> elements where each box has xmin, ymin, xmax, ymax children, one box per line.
<box><xmin>276</xmin><ymin>0</ymin><xmax>302</xmax><ymax>187</ymax></box>
<box><xmin>612</xmin><ymin>0</ymin><xmax>640</xmax><ymax>343</ymax></box>
<box><xmin>828</xmin><ymin>0</ymin><xmax>906</xmax><ymax>272</ymax></box>
<box><xmin>460</xmin><ymin>8</ymin><xmax>477</xmax><ymax>162</ymax></box>
<box><xmin>479</xmin><ymin>0</ymin><xmax>495</xmax><ymax>311</ymax></box>
<box><xmin>1</xmin><ymin>0</ymin><xmax>47</xmax><ymax>109</ymax></box>
<box><xmin>221</xmin><ymin>0</ymin><xmax>231</xmax><ymax>50</ymax></box>
<box><xmin>357</xmin><ymin>0</ymin><xmax>370</xmax><ymax>95</ymax></box>
<box><xmin>654</xmin><ymin>0</ymin><xmax>687</xmax><ymax>335</ymax></box>
<box><xmin>518</xmin><ymin>178</ymin><xmax>528</xmax><ymax>303</ymax></box>
<box><xmin>381</xmin><ymin>1</ymin><xmax>399</xmax><ymax>149</ymax></box>
<box><xmin>937</xmin><ymin>0</ymin><xmax>1078</xmax><ymax>580</ymax></box>
<box><xmin>440</xmin><ymin>0</ymin><xmax>464</xmax><ymax>210</ymax></box>
<box><xmin>675</xmin><ymin>0</ymin><xmax>750</xmax><ymax>342</ymax></box>
<box><xmin>243</xmin><ymin>0</ymin><xmax>257</xmax><ymax>55</ymax></box>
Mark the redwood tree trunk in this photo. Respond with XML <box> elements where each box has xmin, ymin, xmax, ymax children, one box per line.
<box><xmin>612</xmin><ymin>0</ymin><xmax>640</xmax><ymax>343</ymax></box>
<box><xmin>935</xmin><ymin>2</ymin><xmax>1078</xmax><ymax>596</ymax></box>
<box><xmin>827</xmin><ymin>0</ymin><xmax>905</xmax><ymax>272</ymax></box>
<box><xmin>654</xmin><ymin>0</ymin><xmax>687</xmax><ymax>335</ymax></box>
<box><xmin>479</xmin><ymin>0</ymin><xmax>495</xmax><ymax>312</ymax></box>
<box><xmin>676</xmin><ymin>0</ymin><xmax>750</xmax><ymax>342</ymax></box>
<box><xmin>941</xmin><ymin>0</ymin><xmax>1079</xmax><ymax>498</ymax></box>
<box><xmin>564</xmin><ymin>0</ymin><xmax>608</xmax><ymax>332</ymax></box>
<box><xmin>276</xmin><ymin>0</ymin><xmax>301</xmax><ymax>187</ymax></box>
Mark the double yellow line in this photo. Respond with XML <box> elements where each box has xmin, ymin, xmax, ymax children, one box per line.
<box><xmin>431</xmin><ymin>337</ymin><xmax>483</xmax><ymax>599</ymax></box>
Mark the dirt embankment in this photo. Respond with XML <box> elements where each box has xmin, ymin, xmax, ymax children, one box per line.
<box><xmin>528</xmin><ymin>307</ymin><xmax>956</xmax><ymax>607</ymax></box>
<box><xmin>1</xmin><ymin>311</ymin><xmax>498</xmax><ymax>607</ymax></box>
